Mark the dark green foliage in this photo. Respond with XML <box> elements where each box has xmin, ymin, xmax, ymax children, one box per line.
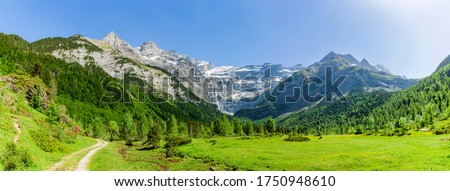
<box><xmin>215</xmin><ymin>115</ymin><xmax>233</xmax><ymax>136</ymax></box>
<box><xmin>136</xmin><ymin>114</ymin><xmax>150</xmax><ymax>141</ymax></box>
<box><xmin>31</xmin><ymin>34</ymin><xmax>103</xmax><ymax>53</ymax></box>
<box><xmin>0</xmin><ymin>33</ymin><xmax>222</xmax><ymax>144</ymax></box>
<box><xmin>242</xmin><ymin>121</ymin><xmax>254</xmax><ymax>136</ymax></box>
<box><xmin>361</xmin><ymin>61</ymin><xmax>450</xmax><ymax>135</ymax></box>
<box><xmin>164</xmin><ymin>136</ymin><xmax>192</xmax><ymax>157</ymax></box>
<box><xmin>107</xmin><ymin>121</ymin><xmax>120</xmax><ymax>141</ymax></box>
<box><xmin>166</xmin><ymin>114</ymin><xmax>178</xmax><ymax>135</ymax></box>
<box><xmin>232</xmin><ymin>118</ymin><xmax>244</xmax><ymax>136</ymax></box>
<box><xmin>206</xmin><ymin>139</ymin><xmax>217</xmax><ymax>145</ymax></box>
<box><xmin>276</xmin><ymin>91</ymin><xmax>392</xmax><ymax>135</ymax></box>
<box><xmin>31</xmin><ymin>86</ymin><xmax>43</xmax><ymax>111</ymax></box>
<box><xmin>143</xmin><ymin>123</ymin><xmax>162</xmax><ymax>150</ymax></box>
<box><xmin>284</xmin><ymin>135</ymin><xmax>310</xmax><ymax>142</ymax></box>
<box><xmin>178</xmin><ymin>122</ymin><xmax>188</xmax><ymax>136</ymax></box>
<box><xmin>265</xmin><ymin>118</ymin><xmax>276</xmax><ymax>133</ymax></box>
<box><xmin>30</xmin><ymin>129</ymin><xmax>67</xmax><ymax>152</ymax></box>
<box><xmin>275</xmin><ymin>56</ymin><xmax>450</xmax><ymax>136</ymax></box>
<box><xmin>92</xmin><ymin>117</ymin><xmax>105</xmax><ymax>138</ymax></box>
<box><xmin>123</xmin><ymin>113</ymin><xmax>137</xmax><ymax>146</ymax></box>
<box><xmin>46</xmin><ymin>102</ymin><xmax>60</xmax><ymax>124</ymax></box>
<box><xmin>1</xmin><ymin>142</ymin><xmax>33</xmax><ymax>171</ymax></box>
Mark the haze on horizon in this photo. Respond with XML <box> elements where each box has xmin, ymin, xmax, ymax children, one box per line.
<box><xmin>1</xmin><ymin>0</ymin><xmax>450</xmax><ymax>78</ymax></box>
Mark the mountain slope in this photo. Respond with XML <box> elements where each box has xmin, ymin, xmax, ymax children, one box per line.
<box><xmin>274</xmin><ymin>55</ymin><xmax>450</xmax><ymax>136</ymax></box>
<box><xmin>234</xmin><ymin>52</ymin><xmax>418</xmax><ymax>120</ymax></box>
<box><xmin>433</xmin><ymin>55</ymin><xmax>450</xmax><ymax>73</ymax></box>
<box><xmin>1</xmin><ymin>33</ymin><xmax>221</xmax><ymax>133</ymax></box>
<box><xmin>275</xmin><ymin>91</ymin><xmax>392</xmax><ymax>135</ymax></box>
<box><xmin>359</xmin><ymin>55</ymin><xmax>450</xmax><ymax>135</ymax></box>
<box><xmin>0</xmin><ymin>73</ymin><xmax>98</xmax><ymax>170</ymax></box>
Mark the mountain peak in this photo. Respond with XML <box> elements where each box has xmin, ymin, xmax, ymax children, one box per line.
<box><xmin>141</xmin><ymin>41</ymin><xmax>159</xmax><ymax>49</ymax></box>
<box><xmin>375</xmin><ymin>64</ymin><xmax>392</xmax><ymax>74</ymax></box>
<box><xmin>320</xmin><ymin>51</ymin><xmax>359</xmax><ymax>65</ymax></box>
<box><xmin>105</xmin><ymin>31</ymin><xmax>118</xmax><ymax>38</ymax></box>
<box><xmin>359</xmin><ymin>58</ymin><xmax>372</xmax><ymax>68</ymax></box>
<box><xmin>340</xmin><ymin>54</ymin><xmax>359</xmax><ymax>65</ymax></box>
<box><xmin>139</xmin><ymin>41</ymin><xmax>162</xmax><ymax>55</ymax></box>
<box><xmin>320</xmin><ymin>51</ymin><xmax>338</xmax><ymax>62</ymax></box>
<box><xmin>102</xmin><ymin>31</ymin><xmax>127</xmax><ymax>44</ymax></box>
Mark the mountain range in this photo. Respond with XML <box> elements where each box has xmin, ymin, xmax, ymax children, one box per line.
<box><xmin>234</xmin><ymin>51</ymin><xmax>418</xmax><ymax>120</ymax></box>
<box><xmin>1</xmin><ymin>31</ymin><xmax>436</xmax><ymax>133</ymax></box>
<box><xmin>37</xmin><ymin>32</ymin><xmax>419</xmax><ymax>116</ymax></box>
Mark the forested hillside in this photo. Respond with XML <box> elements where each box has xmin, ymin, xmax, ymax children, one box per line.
<box><xmin>276</xmin><ymin>91</ymin><xmax>392</xmax><ymax>135</ymax></box>
<box><xmin>275</xmin><ymin>55</ymin><xmax>450</xmax><ymax>136</ymax></box>
<box><xmin>234</xmin><ymin>52</ymin><xmax>417</xmax><ymax>120</ymax></box>
<box><xmin>362</xmin><ymin>57</ymin><xmax>450</xmax><ymax>135</ymax></box>
<box><xmin>0</xmin><ymin>33</ymin><xmax>222</xmax><ymax>140</ymax></box>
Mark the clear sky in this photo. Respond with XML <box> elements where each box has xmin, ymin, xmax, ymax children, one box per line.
<box><xmin>1</xmin><ymin>0</ymin><xmax>450</xmax><ymax>78</ymax></box>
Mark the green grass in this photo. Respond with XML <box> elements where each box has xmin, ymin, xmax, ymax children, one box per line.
<box><xmin>89</xmin><ymin>132</ymin><xmax>450</xmax><ymax>171</ymax></box>
<box><xmin>177</xmin><ymin>132</ymin><xmax>450</xmax><ymax>171</ymax></box>
<box><xmin>0</xmin><ymin>112</ymin><xmax>97</xmax><ymax>170</ymax></box>
<box><xmin>14</xmin><ymin>113</ymin><xmax>96</xmax><ymax>170</ymax></box>
<box><xmin>89</xmin><ymin>141</ymin><xmax>223</xmax><ymax>171</ymax></box>
<box><xmin>0</xmin><ymin>78</ymin><xmax>97</xmax><ymax>171</ymax></box>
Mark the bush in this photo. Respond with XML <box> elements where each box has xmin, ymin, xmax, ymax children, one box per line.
<box><xmin>30</xmin><ymin>129</ymin><xmax>67</xmax><ymax>152</ymax></box>
<box><xmin>237</xmin><ymin>136</ymin><xmax>260</xmax><ymax>140</ymax></box>
<box><xmin>206</xmin><ymin>139</ymin><xmax>217</xmax><ymax>145</ymax></box>
<box><xmin>164</xmin><ymin>136</ymin><xmax>192</xmax><ymax>157</ymax></box>
<box><xmin>1</xmin><ymin>142</ymin><xmax>33</xmax><ymax>171</ymax></box>
<box><xmin>433</xmin><ymin>128</ymin><xmax>450</xmax><ymax>135</ymax></box>
<box><xmin>284</xmin><ymin>135</ymin><xmax>310</xmax><ymax>142</ymax></box>
<box><xmin>143</xmin><ymin>126</ymin><xmax>161</xmax><ymax>150</ymax></box>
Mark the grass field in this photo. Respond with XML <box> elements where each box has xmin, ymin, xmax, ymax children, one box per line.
<box><xmin>179</xmin><ymin>132</ymin><xmax>450</xmax><ymax>171</ymax></box>
<box><xmin>89</xmin><ymin>141</ymin><xmax>225</xmax><ymax>171</ymax></box>
<box><xmin>89</xmin><ymin>132</ymin><xmax>450</xmax><ymax>171</ymax></box>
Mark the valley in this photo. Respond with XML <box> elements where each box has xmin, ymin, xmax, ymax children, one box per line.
<box><xmin>1</xmin><ymin>31</ymin><xmax>450</xmax><ymax>171</ymax></box>
<box><xmin>90</xmin><ymin>132</ymin><xmax>450</xmax><ymax>171</ymax></box>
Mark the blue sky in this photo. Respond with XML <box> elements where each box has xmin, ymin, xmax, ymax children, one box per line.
<box><xmin>1</xmin><ymin>0</ymin><xmax>450</xmax><ymax>78</ymax></box>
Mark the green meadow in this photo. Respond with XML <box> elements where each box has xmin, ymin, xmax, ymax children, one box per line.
<box><xmin>90</xmin><ymin>132</ymin><xmax>450</xmax><ymax>171</ymax></box>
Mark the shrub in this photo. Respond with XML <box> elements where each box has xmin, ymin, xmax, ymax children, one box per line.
<box><xmin>237</xmin><ymin>136</ymin><xmax>260</xmax><ymax>140</ymax></box>
<box><xmin>284</xmin><ymin>135</ymin><xmax>310</xmax><ymax>142</ymax></box>
<box><xmin>143</xmin><ymin>125</ymin><xmax>162</xmax><ymax>150</ymax></box>
<box><xmin>206</xmin><ymin>139</ymin><xmax>217</xmax><ymax>145</ymax></box>
<box><xmin>164</xmin><ymin>136</ymin><xmax>192</xmax><ymax>157</ymax></box>
<box><xmin>1</xmin><ymin>142</ymin><xmax>33</xmax><ymax>171</ymax></box>
<box><xmin>30</xmin><ymin>129</ymin><xmax>66</xmax><ymax>152</ymax></box>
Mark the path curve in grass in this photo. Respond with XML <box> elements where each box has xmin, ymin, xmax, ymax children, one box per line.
<box><xmin>50</xmin><ymin>139</ymin><xmax>107</xmax><ymax>171</ymax></box>
<box><xmin>12</xmin><ymin>118</ymin><xmax>21</xmax><ymax>144</ymax></box>
<box><xmin>76</xmin><ymin>139</ymin><xmax>108</xmax><ymax>171</ymax></box>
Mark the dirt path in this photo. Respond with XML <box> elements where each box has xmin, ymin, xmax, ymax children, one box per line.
<box><xmin>12</xmin><ymin>118</ymin><xmax>21</xmax><ymax>144</ymax></box>
<box><xmin>76</xmin><ymin>139</ymin><xmax>108</xmax><ymax>171</ymax></box>
<box><xmin>50</xmin><ymin>139</ymin><xmax>107</xmax><ymax>171</ymax></box>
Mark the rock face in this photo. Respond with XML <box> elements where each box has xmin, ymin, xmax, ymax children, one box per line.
<box><xmin>204</xmin><ymin>63</ymin><xmax>305</xmax><ymax>113</ymax></box>
<box><xmin>47</xmin><ymin>32</ymin><xmax>417</xmax><ymax>116</ymax></box>
<box><xmin>51</xmin><ymin>33</ymin><xmax>185</xmax><ymax>99</ymax></box>
<box><xmin>234</xmin><ymin>52</ymin><xmax>418</xmax><ymax>120</ymax></box>
<box><xmin>50</xmin><ymin>32</ymin><xmax>305</xmax><ymax>114</ymax></box>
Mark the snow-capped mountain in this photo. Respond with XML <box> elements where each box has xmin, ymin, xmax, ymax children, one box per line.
<box><xmin>234</xmin><ymin>52</ymin><xmax>418</xmax><ymax>120</ymax></box>
<box><xmin>203</xmin><ymin>63</ymin><xmax>305</xmax><ymax>114</ymax></box>
<box><xmin>48</xmin><ymin>32</ymin><xmax>407</xmax><ymax>116</ymax></box>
